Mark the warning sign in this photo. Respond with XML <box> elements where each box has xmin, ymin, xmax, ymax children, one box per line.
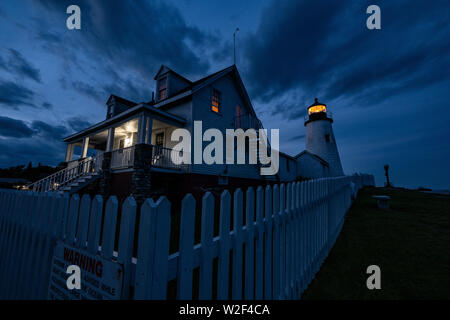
<box><xmin>48</xmin><ymin>241</ymin><xmax>123</xmax><ymax>300</ymax></box>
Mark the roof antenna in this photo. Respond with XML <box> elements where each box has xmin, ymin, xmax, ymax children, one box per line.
<box><xmin>233</xmin><ymin>27</ymin><xmax>239</xmax><ymax>65</ymax></box>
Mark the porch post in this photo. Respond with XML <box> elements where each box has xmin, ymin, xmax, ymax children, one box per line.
<box><xmin>81</xmin><ymin>137</ymin><xmax>89</xmax><ymax>158</ymax></box>
<box><xmin>145</xmin><ymin>116</ymin><xmax>153</xmax><ymax>144</ymax></box>
<box><xmin>65</xmin><ymin>143</ymin><xmax>74</xmax><ymax>162</ymax></box>
<box><xmin>100</xmin><ymin>127</ymin><xmax>114</xmax><ymax>198</ymax></box>
<box><xmin>106</xmin><ymin>127</ymin><xmax>115</xmax><ymax>152</ymax></box>
<box><xmin>137</xmin><ymin>113</ymin><xmax>147</xmax><ymax>144</ymax></box>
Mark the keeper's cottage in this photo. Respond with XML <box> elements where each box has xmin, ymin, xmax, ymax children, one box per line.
<box><xmin>29</xmin><ymin>65</ymin><xmax>343</xmax><ymax>202</ymax></box>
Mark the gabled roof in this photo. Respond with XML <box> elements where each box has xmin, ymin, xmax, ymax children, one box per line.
<box><xmin>107</xmin><ymin>94</ymin><xmax>138</xmax><ymax>107</ymax></box>
<box><xmin>294</xmin><ymin>150</ymin><xmax>329</xmax><ymax>166</ymax></box>
<box><xmin>152</xmin><ymin>65</ymin><xmax>258</xmax><ymax>118</ymax></box>
<box><xmin>194</xmin><ymin>65</ymin><xmax>258</xmax><ymax>117</ymax></box>
<box><xmin>154</xmin><ymin>64</ymin><xmax>192</xmax><ymax>84</ymax></box>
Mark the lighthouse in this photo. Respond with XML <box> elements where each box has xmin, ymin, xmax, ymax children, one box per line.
<box><xmin>304</xmin><ymin>98</ymin><xmax>344</xmax><ymax>176</ymax></box>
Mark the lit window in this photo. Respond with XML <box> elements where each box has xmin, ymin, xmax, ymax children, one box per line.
<box><xmin>158</xmin><ymin>77</ymin><xmax>167</xmax><ymax>100</ymax></box>
<box><xmin>212</xmin><ymin>88</ymin><xmax>221</xmax><ymax>113</ymax></box>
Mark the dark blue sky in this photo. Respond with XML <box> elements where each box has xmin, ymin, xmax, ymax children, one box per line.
<box><xmin>0</xmin><ymin>0</ymin><xmax>449</xmax><ymax>189</ymax></box>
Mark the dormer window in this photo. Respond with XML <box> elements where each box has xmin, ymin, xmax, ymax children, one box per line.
<box><xmin>158</xmin><ymin>77</ymin><xmax>167</xmax><ymax>100</ymax></box>
<box><xmin>212</xmin><ymin>88</ymin><xmax>221</xmax><ymax>113</ymax></box>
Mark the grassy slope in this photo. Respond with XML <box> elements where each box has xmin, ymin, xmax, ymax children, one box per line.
<box><xmin>302</xmin><ymin>187</ymin><xmax>450</xmax><ymax>300</ymax></box>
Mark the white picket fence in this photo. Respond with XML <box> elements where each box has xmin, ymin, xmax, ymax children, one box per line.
<box><xmin>0</xmin><ymin>174</ymin><xmax>374</xmax><ymax>300</ymax></box>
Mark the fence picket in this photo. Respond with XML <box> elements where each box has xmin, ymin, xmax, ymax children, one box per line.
<box><xmin>134</xmin><ymin>198</ymin><xmax>156</xmax><ymax>300</ymax></box>
<box><xmin>101</xmin><ymin>196</ymin><xmax>118</xmax><ymax>259</ymax></box>
<box><xmin>217</xmin><ymin>190</ymin><xmax>231</xmax><ymax>300</ymax></box>
<box><xmin>244</xmin><ymin>187</ymin><xmax>255</xmax><ymax>300</ymax></box>
<box><xmin>254</xmin><ymin>186</ymin><xmax>264</xmax><ymax>299</ymax></box>
<box><xmin>65</xmin><ymin>194</ymin><xmax>80</xmax><ymax>244</ymax></box>
<box><xmin>149</xmin><ymin>197</ymin><xmax>171</xmax><ymax>299</ymax></box>
<box><xmin>272</xmin><ymin>184</ymin><xmax>280</xmax><ymax>299</ymax></box>
<box><xmin>76</xmin><ymin>194</ymin><xmax>91</xmax><ymax>248</ymax></box>
<box><xmin>279</xmin><ymin>183</ymin><xmax>286</xmax><ymax>299</ymax></box>
<box><xmin>199</xmin><ymin>192</ymin><xmax>214</xmax><ymax>300</ymax></box>
<box><xmin>87</xmin><ymin>195</ymin><xmax>103</xmax><ymax>254</ymax></box>
<box><xmin>232</xmin><ymin>188</ymin><xmax>244</xmax><ymax>300</ymax></box>
<box><xmin>117</xmin><ymin>196</ymin><xmax>137</xmax><ymax>299</ymax></box>
<box><xmin>264</xmin><ymin>185</ymin><xmax>273</xmax><ymax>299</ymax></box>
<box><xmin>177</xmin><ymin>194</ymin><xmax>196</xmax><ymax>299</ymax></box>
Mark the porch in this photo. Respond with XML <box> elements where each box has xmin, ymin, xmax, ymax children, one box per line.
<box><xmin>63</xmin><ymin>105</ymin><xmax>189</xmax><ymax>173</ymax></box>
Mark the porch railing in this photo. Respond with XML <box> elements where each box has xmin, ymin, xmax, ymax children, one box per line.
<box><xmin>26</xmin><ymin>157</ymin><xmax>95</xmax><ymax>193</ymax></box>
<box><xmin>111</xmin><ymin>146</ymin><xmax>135</xmax><ymax>169</ymax></box>
<box><xmin>152</xmin><ymin>145</ymin><xmax>189</xmax><ymax>171</ymax></box>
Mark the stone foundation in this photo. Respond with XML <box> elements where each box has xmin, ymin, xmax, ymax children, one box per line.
<box><xmin>131</xmin><ymin>143</ymin><xmax>153</xmax><ymax>204</ymax></box>
<box><xmin>99</xmin><ymin>151</ymin><xmax>112</xmax><ymax>197</ymax></box>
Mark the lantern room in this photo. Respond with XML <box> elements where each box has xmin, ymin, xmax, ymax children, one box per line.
<box><xmin>305</xmin><ymin>98</ymin><xmax>332</xmax><ymax>125</ymax></box>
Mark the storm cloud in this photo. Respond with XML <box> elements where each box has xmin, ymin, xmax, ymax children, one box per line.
<box><xmin>243</xmin><ymin>0</ymin><xmax>450</xmax><ymax>108</ymax></box>
<box><xmin>0</xmin><ymin>81</ymin><xmax>36</xmax><ymax>109</ymax></box>
<box><xmin>0</xmin><ymin>116</ymin><xmax>34</xmax><ymax>138</ymax></box>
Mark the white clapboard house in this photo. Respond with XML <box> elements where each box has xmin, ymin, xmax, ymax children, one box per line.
<box><xmin>28</xmin><ymin>65</ymin><xmax>341</xmax><ymax>201</ymax></box>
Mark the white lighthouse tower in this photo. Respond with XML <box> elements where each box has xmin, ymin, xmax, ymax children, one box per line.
<box><xmin>305</xmin><ymin>98</ymin><xmax>344</xmax><ymax>176</ymax></box>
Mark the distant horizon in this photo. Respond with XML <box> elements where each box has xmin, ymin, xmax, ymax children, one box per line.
<box><xmin>1</xmin><ymin>160</ymin><xmax>448</xmax><ymax>192</ymax></box>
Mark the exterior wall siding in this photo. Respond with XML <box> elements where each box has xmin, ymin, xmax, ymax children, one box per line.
<box><xmin>189</xmin><ymin>74</ymin><xmax>261</xmax><ymax>180</ymax></box>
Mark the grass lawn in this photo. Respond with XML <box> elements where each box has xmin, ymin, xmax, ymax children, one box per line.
<box><xmin>301</xmin><ymin>187</ymin><xmax>450</xmax><ymax>300</ymax></box>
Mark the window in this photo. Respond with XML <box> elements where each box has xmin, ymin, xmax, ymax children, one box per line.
<box><xmin>158</xmin><ymin>77</ymin><xmax>167</xmax><ymax>100</ymax></box>
<box><xmin>211</xmin><ymin>88</ymin><xmax>221</xmax><ymax>113</ymax></box>
<box><xmin>325</xmin><ymin>134</ymin><xmax>330</xmax><ymax>142</ymax></box>
<box><xmin>155</xmin><ymin>132</ymin><xmax>164</xmax><ymax>147</ymax></box>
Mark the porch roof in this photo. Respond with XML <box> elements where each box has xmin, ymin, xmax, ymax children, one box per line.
<box><xmin>63</xmin><ymin>103</ymin><xmax>186</xmax><ymax>143</ymax></box>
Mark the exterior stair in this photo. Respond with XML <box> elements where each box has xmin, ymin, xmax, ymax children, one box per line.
<box><xmin>59</xmin><ymin>172</ymin><xmax>100</xmax><ymax>194</ymax></box>
<box><xmin>26</xmin><ymin>156</ymin><xmax>102</xmax><ymax>194</ymax></box>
